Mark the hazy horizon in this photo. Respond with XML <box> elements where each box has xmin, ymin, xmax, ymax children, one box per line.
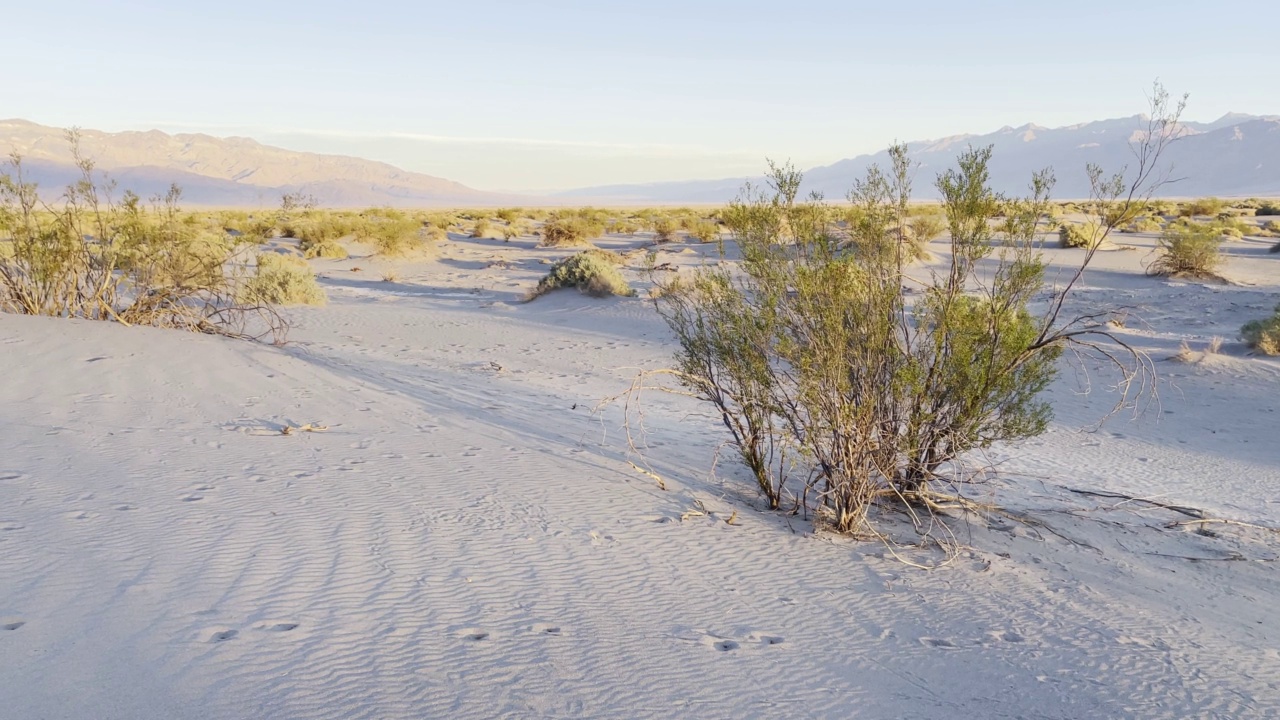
<box><xmin>4</xmin><ymin>0</ymin><xmax>1278</xmax><ymax>192</ymax></box>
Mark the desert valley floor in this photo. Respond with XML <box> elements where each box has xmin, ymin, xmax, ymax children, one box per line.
<box><xmin>2</xmin><ymin>229</ymin><xmax>1278</xmax><ymax>719</ymax></box>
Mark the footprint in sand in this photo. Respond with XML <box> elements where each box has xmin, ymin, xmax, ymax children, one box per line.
<box><xmin>531</xmin><ymin>623</ymin><xmax>562</xmax><ymax>636</ymax></box>
<box><xmin>713</xmin><ymin>640</ymin><xmax>740</xmax><ymax>652</ymax></box>
<box><xmin>2</xmin><ymin>620</ymin><xmax>25</xmax><ymax>631</ymax></box>
<box><xmin>255</xmin><ymin>622</ymin><xmax>299</xmax><ymax>632</ymax></box>
<box><xmin>995</xmin><ymin>631</ymin><xmax>1025</xmax><ymax>643</ymax></box>
<box><xmin>920</xmin><ymin>637</ymin><xmax>960</xmax><ymax>649</ymax></box>
<box><xmin>208</xmin><ymin>629</ymin><xmax>238</xmax><ymax>642</ymax></box>
<box><xmin>460</xmin><ymin>629</ymin><xmax>491</xmax><ymax>642</ymax></box>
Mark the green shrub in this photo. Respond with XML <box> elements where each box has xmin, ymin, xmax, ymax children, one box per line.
<box><xmin>648</xmin><ymin>85</ymin><xmax>1184</xmax><ymax>536</ymax></box>
<box><xmin>654</xmin><ymin>149</ymin><xmax>1071</xmax><ymax>533</ymax></box>
<box><xmin>1148</xmin><ymin>222</ymin><xmax>1223</xmax><ymax>278</ymax></box>
<box><xmin>653</xmin><ymin>217</ymin><xmax>678</xmax><ymax>243</ymax></box>
<box><xmin>1242</xmin><ymin>305</ymin><xmax>1280</xmax><ymax>355</ymax></box>
<box><xmin>241</xmin><ymin>253</ymin><xmax>326</xmax><ymax>306</ymax></box>
<box><xmin>531</xmin><ymin>249</ymin><xmax>633</xmax><ymax>299</ymax></box>
<box><xmin>1058</xmin><ymin>222</ymin><xmax>1098</xmax><ymax>248</ymax></box>
<box><xmin>361</xmin><ymin>209</ymin><xmax>431</xmax><ymax>256</ymax></box>
<box><xmin>909</xmin><ymin>214</ymin><xmax>946</xmax><ymax>243</ymax></box>
<box><xmin>0</xmin><ymin>139</ymin><xmax>286</xmax><ymax>341</ymax></box>
<box><xmin>540</xmin><ymin>216</ymin><xmax>600</xmax><ymax>247</ymax></box>
<box><xmin>688</xmin><ymin>219</ymin><xmax>720</xmax><ymax>243</ymax></box>
<box><xmin>501</xmin><ymin>220</ymin><xmax>526</xmax><ymax>241</ymax></box>
<box><xmin>1180</xmin><ymin>197</ymin><xmax>1226</xmax><ymax>217</ymax></box>
<box><xmin>470</xmin><ymin>218</ymin><xmax>492</xmax><ymax>238</ymax></box>
<box><xmin>288</xmin><ymin>220</ymin><xmax>350</xmax><ymax>259</ymax></box>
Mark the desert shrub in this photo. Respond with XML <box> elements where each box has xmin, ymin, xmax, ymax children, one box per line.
<box><xmin>647</xmin><ymin>87</ymin><xmax>1183</xmax><ymax>537</ymax></box>
<box><xmin>1254</xmin><ymin>203</ymin><xmax>1280</xmax><ymax>217</ymax></box>
<box><xmin>361</xmin><ymin>209</ymin><xmax>431</xmax><ymax>256</ymax></box>
<box><xmin>611</xmin><ymin>219</ymin><xmax>641</xmax><ymax>235</ymax></box>
<box><xmin>495</xmin><ymin>207</ymin><xmax>521</xmax><ymax>223</ymax></box>
<box><xmin>1241</xmin><ymin>305</ymin><xmax>1280</xmax><ymax>355</ymax></box>
<box><xmin>531</xmin><ymin>249</ymin><xmax>633</xmax><ymax>299</ymax></box>
<box><xmin>241</xmin><ymin>253</ymin><xmax>326</xmax><ymax>306</ymax></box>
<box><xmin>471</xmin><ymin>218</ymin><xmax>492</xmax><ymax>238</ymax></box>
<box><xmin>1119</xmin><ymin>217</ymin><xmax>1163</xmax><ymax>233</ymax></box>
<box><xmin>0</xmin><ymin>138</ymin><xmax>285</xmax><ymax>341</ymax></box>
<box><xmin>653</xmin><ymin>217</ymin><xmax>678</xmax><ymax>243</ymax></box>
<box><xmin>908</xmin><ymin>214</ymin><xmax>945</xmax><ymax>243</ymax></box>
<box><xmin>287</xmin><ymin>219</ymin><xmax>350</xmax><ymax>259</ymax></box>
<box><xmin>1148</xmin><ymin>221</ymin><xmax>1223</xmax><ymax>278</ymax></box>
<box><xmin>653</xmin><ymin>149</ymin><xmax>1078</xmax><ymax>533</ymax></box>
<box><xmin>1261</xmin><ymin>220</ymin><xmax>1280</xmax><ymax>235</ymax></box>
<box><xmin>540</xmin><ymin>217</ymin><xmax>597</xmax><ymax>247</ymax></box>
<box><xmin>301</xmin><ymin>236</ymin><xmax>348</xmax><ymax>259</ymax></box>
<box><xmin>501</xmin><ymin>220</ymin><xmax>527</xmax><ymax>241</ymax></box>
<box><xmin>688</xmin><ymin>219</ymin><xmax>720</xmax><ymax>243</ymax></box>
<box><xmin>1058</xmin><ymin>222</ymin><xmax>1098</xmax><ymax>248</ymax></box>
<box><xmin>1180</xmin><ymin>197</ymin><xmax>1226</xmax><ymax>217</ymax></box>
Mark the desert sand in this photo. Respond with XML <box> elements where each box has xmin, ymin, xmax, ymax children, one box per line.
<box><xmin>1</xmin><ymin>228</ymin><xmax>1278</xmax><ymax>719</ymax></box>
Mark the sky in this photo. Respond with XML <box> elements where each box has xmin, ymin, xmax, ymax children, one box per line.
<box><xmin>2</xmin><ymin>0</ymin><xmax>1278</xmax><ymax>192</ymax></box>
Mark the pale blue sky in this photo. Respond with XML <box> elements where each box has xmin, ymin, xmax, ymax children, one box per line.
<box><xmin>3</xmin><ymin>1</ymin><xmax>1277</xmax><ymax>191</ymax></box>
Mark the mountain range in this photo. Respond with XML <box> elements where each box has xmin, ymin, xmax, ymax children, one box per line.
<box><xmin>0</xmin><ymin>119</ymin><xmax>521</xmax><ymax>207</ymax></box>
<box><xmin>560</xmin><ymin>113</ymin><xmax>1280</xmax><ymax>203</ymax></box>
<box><xmin>3</xmin><ymin>114</ymin><xmax>1278</xmax><ymax>207</ymax></box>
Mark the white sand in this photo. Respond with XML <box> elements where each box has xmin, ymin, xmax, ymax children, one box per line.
<box><xmin>1</xmin><ymin>230</ymin><xmax>1278</xmax><ymax>718</ymax></box>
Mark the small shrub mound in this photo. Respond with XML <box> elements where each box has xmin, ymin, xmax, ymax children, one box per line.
<box><xmin>1058</xmin><ymin>222</ymin><xmax>1096</xmax><ymax>248</ymax></box>
<box><xmin>290</xmin><ymin>221</ymin><xmax>349</xmax><ymax>259</ymax></box>
<box><xmin>688</xmin><ymin>219</ymin><xmax>720</xmax><ymax>243</ymax></box>
<box><xmin>1255</xmin><ymin>203</ymin><xmax>1280</xmax><ymax>217</ymax></box>
<box><xmin>909</xmin><ymin>214</ymin><xmax>946</xmax><ymax>243</ymax></box>
<box><xmin>242</xmin><ymin>253</ymin><xmax>326</xmax><ymax>306</ymax></box>
<box><xmin>540</xmin><ymin>216</ymin><xmax>601</xmax><ymax>247</ymax></box>
<box><xmin>653</xmin><ymin>217</ymin><xmax>678</xmax><ymax>243</ymax></box>
<box><xmin>1180</xmin><ymin>197</ymin><xmax>1226</xmax><ymax>217</ymax></box>
<box><xmin>470</xmin><ymin>218</ymin><xmax>492</xmax><ymax>238</ymax></box>
<box><xmin>1119</xmin><ymin>217</ymin><xmax>1163</xmax><ymax>234</ymax></box>
<box><xmin>362</xmin><ymin>209</ymin><xmax>431</xmax><ymax>256</ymax></box>
<box><xmin>1148</xmin><ymin>222</ymin><xmax>1223</xmax><ymax>279</ymax></box>
<box><xmin>531</xmin><ymin>249</ymin><xmax>633</xmax><ymax>299</ymax></box>
<box><xmin>1242</xmin><ymin>305</ymin><xmax>1280</xmax><ymax>355</ymax></box>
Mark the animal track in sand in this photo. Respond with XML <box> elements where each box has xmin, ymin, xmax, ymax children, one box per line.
<box><xmin>531</xmin><ymin>623</ymin><xmax>562</xmax><ymax>636</ymax></box>
<box><xmin>208</xmin><ymin>629</ymin><xmax>238</xmax><ymax>642</ymax></box>
<box><xmin>713</xmin><ymin>640</ymin><xmax>740</xmax><ymax>651</ymax></box>
<box><xmin>993</xmin><ymin>630</ymin><xmax>1025</xmax><ymax>643</ymax></box>
<box><xmin>459</xmin><ymin>629</ymin><xmax>490</xmax><ymax>642</ymax></box>
<box><xmin>920</xmin><ymin>637</ymin><xmax>960</xmax><ymax>649</ymax></box>
<box><xmin>255</xmin><ymin>622</ymin><xmax>299</xmax><ymax>632</ymax></box>
<box><xmin>2</xmin><ymin>620</ymin><xmax>25</xmax><ymax>631</ymax></box>
<box><xmin>0</xmin><ymin>472</ymin><xmax>27</xmax><ymax>483</ymax></box>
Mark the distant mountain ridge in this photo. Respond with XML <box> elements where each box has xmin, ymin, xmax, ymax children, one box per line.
<box><xmin>0</xmin><ymin>119</ymin><xmax>524</xmax><ymax>207</ymax></box>
<box><xmin>560</xmin><ymin>113</ymin><xmax>1280</xmax><ymax>203</ymax></box>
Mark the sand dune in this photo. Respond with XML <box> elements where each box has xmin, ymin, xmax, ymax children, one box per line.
<box><xmin>1</xmin><ymin>230</ymin><xmax>1278</xmax><ymax>718</ymax></box>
